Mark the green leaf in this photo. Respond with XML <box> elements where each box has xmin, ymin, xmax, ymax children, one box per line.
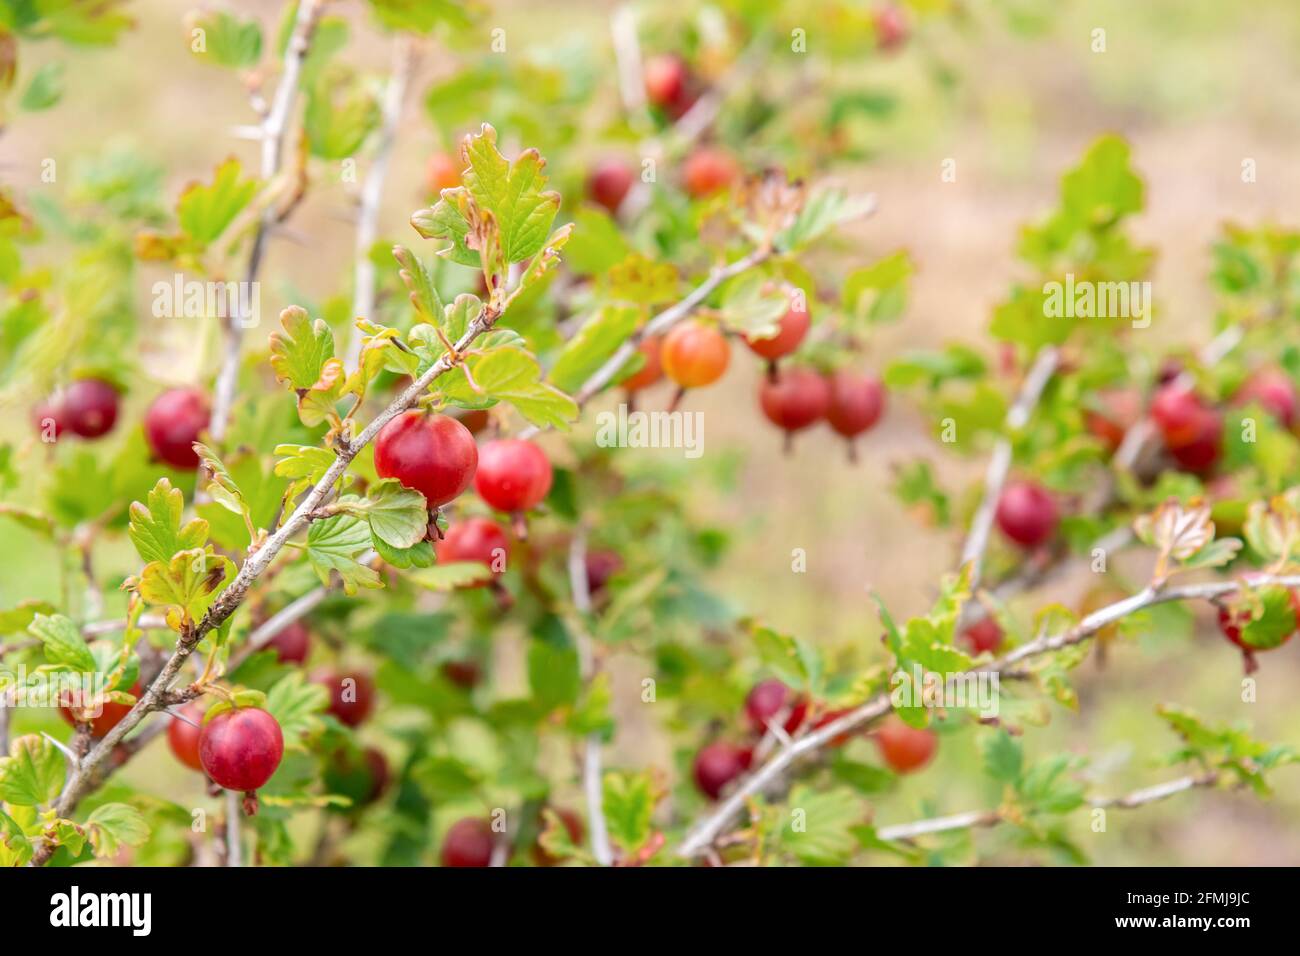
<box><xmin>1017</xmin><ymin>754</ymin><xmax>1085</xmax><ymax>814</ymax></box>
<box><xmin>461</xmin><ymin>123</ymin><xmax>561</xmax><ymax>264</ymax></box>
<box><xmin>19</xmin><ymin>62</ymin><xmax>63</xmax><ymax>111</ymax></box>
<box><xmin>717</xmin><ymin>272</ymin><xmax>789</xmax><ymax>337</ymax></box>
<box><xmin>393</xmin><ymin>245</ymin><xmax>444</xmax><ymax>321</ymax></box>
<box><xmin>750</xmin><ymin>622</ymin><xmax>824</xmax><ymax>695</ymax></box>
<box><xmin>408</xmin><ymin>561</ymin><xmax>491</xmax><ymax>590</ymax></box>
<box><xmin>269</xmin><ymin>305</ymin><xmax>338</xmax><ymax>391</ymax></box>
<box><xmin>370</xmin><ymin>533</ymin><xmax>435</xmax><ymax>570</ymax></box>
<box><xmin>0</xmin><ymin>735</ymin><xmax>66</xmax><ymax>806</ymax></box>
<box><xmin>264</xmin><ymin>671</ymin><xmax>329</xmax><ymax>751</ymax></box>
<box><xmin>548</xmin><ymin>305</ymin><xmax>640</xmax><ymax>394</ymax></box>
<box><xmin>562</xmin><ymin>207</ymin><xmax>632</xmax><ymax>276</ymax></box>
<box><xmin>305</xmin><ymin>514</ymin><xmax>382</xmax><ymax>595</ymax></box>
<box><xmin>138</xmin><ymin>549</ymin><xmax>235</xmax><ymax>630</ymax></box>
<box><xmin>885</xmin><ymin>345</ymin><xmax>987</xmax><ymax>390</ymax></box>
<box><xmin>274</xmin><ymin>443</ymin><xmax>338</xmax><ymax>482</ymax></box>
<box><xmin>177</xmin><ymin>156</ymin><xmax>258</xmax><ymax>248</ymax></box>
<box><xmin>437</xmin><ymin>347</ymin><xmax>577</xmax><ymax>429</ymax></box>
<box><xmin>85</xmin><ymin>803</ymin><xmax>150</xmax><ymax>858</ymax></box>
<box><xmin>0</xmin><ymin>599</ymin><xmax>56</xmax><ymax>635</ymax></box>
<box><xmin>27</xmin><ymin>614</ymin><xmax>96</xmax><ymax>673</ymax></box>
<box><xmin>0</xmin><ymin>808</ymin><xmax>33</xmax><ymax>866</ymax></box>
<box><xmin>981</xmin><ymin>731</ymin><xmax>1023</xmax><ymax>784</ymax></box>
<box><xmin>527</xmin><ymin>638</ymin><xmax>580</xmax><ymax>710</ymax></box>
<box><xmin>1059</xmin><ymin>134</ymin><xmax>1143</xmax><ymax>228</ymax></box>
<box><xmin>412</xmin><ymin>755</ymin><xmax>482</xmax><ymax>800</ymax></box>
<box><xmin>775</xmin><ymin>189</ymin><xmax>875</xmax><ymax>252</ymax></box>
<box><xmin>602</xmin><ymin>770</ymin><xmax>655</xmax><ymax>855</ymax></box>
<box><xmin>128</xmin><ymin>478</ymin><xmax>209</xmax><ymax>565</ymax></box>
<box><xmin>304</xmin><ymin>67</ymin><xmax>380</xmax><ymax>160</ymax></box>
<box><xmin>340</xmin><ymin>481</ymin><xmax>428</xmax><ymax>549</ymax></box>
<box><xmin>842</xmin><ymin>251</ymin><xmax>913</xmax><ymax>326</ymax></box>
<box><xmin>776</xmin><ymin>785</ymin><xmax>864</xmax><ymax>865</ymax></box>
<box><xmin>1239</xmin><ymin>584</ymin><xmax>1298</xmax><ymax>651</ymax></box>
<box><xmin>189</xmin><ymin>10</ymin><xmax>263</xmax><ymax>68</ymax></box>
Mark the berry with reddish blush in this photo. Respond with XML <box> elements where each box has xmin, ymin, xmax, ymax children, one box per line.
<box><xmin>661</xmin><ymin>321</ymin><xmax>730</xmax><ymax>390</ymax></box>
<box><xmin>744</xmin><ymin>679</ymin><xmax>808</xmax><ymax>736</ymax></box>
<box><xmin>267</xmin><ymin>619</ymin><xmax>311</xmax><ymax>665</ymax></box>
<box><xmin>587</xmin><ymin>158</ymin><xmax>635</xmax><ymax>214</ymax></box>
<box><xmin>875</xmin><ymin>717</ymin><xmax>937</xmax><ymax>773</ymax></box>
<box><xmin>644</xmin><ymin>53</ymin><xmax>687</xmax><ymax>108</ymax></box>
<box><xmin>744</xmin><ymin>295</ymin><xmax>810</xmax><ymax>361</ymax></box>
<box><xmin>995</xmin><ymin>480</ymin><xmax>1058</xmax><ymax>548</ymax></box>
<box><xmin>63</xmin><ymin>378</ymin><xmax>120</xmax><ymax>439</ymax></box>
<box><xmin>585</xmin><ymin>549</ymin><xmax>623</xmax><ymax>596</ymax></box>
<box><xmin>314</xmin><ymin>670</ymin><xmax>376</xmax><ymax>727</ymax></box>
<box><xmin>811</xmin><ymin>708</ymin><xmax>857</xmax><ymax>747</ymax></box>
<box><xmin>374</xmin><ymin>411</ymin><xmax>478</xmax><ymax>508</ymax></box>
<box><xmin>426</xmin><ymin>151</ymin><xmax>461</xmax><ymax>195</ymax></box>
<box><xmin>683</xmin><ymin>147</ymin><xmax>739</xmax><ymax>199</ymax></box>
<box><xmin>61</xmin><ymin>681</ymin><xmax>141</xmax><ymax>738</ymax></box>
<box><xmin>533</xmin><ymin>807</ymin><xmax>584</xmax><ymax>866</ymax></box>
<box><xmin>960</xmin><ymin>616</ymin><xmax>1003</xmax><ymax>655</ymax></box>
<box><xmin>693</xmin><ymin>741</ymin><xmax>752</xmax><ymax>800</ymax></box>
<box><xmin>458</xmin><ymin>408</ymin><xmax>491</xmax><ymax>435</ymax></box>
<box><xmin>825</xmin><ymin>371</ymin><xmax>885</xmax><ymax>458</ymax></box>
<box><xmin>441</xmin><ymin>659</ymin><xmax>482</xmax><ymax>689</ymax></box>
<box><xmin>1151</xmin><ymin>384</ymin><xmax>1223</xmax><ymax>472</ymax></box>
<box><xmin>167</xmin><ymin>702</ymin><xmax>207</xmax><ymax>771</ymax></box>
<box><xmin>144</xmin><ymin>388</ymin><xmax>210</xmax><ymax>470</ymax></box>
<box><xmin>436</xmin><ymin>516</ymin><xmax>510</xmax><ymax>586</ymax></box>
<box><xmin>32</xmin><ymin>399</ymin><xmax>66</xmax><ymax>439</ymax></box>
<box><xmin>474</xmin><ymin>440</ymin><xmax>553</xmax><ymax>513</ymax></box>
<box><xmin>621</xmin><ymin>337</ymin><xmax>664</xmax><ymax>392</ymax></box>
<box><xmin>1233</xmin><ymin>369</ymin><xmax>1297</xmax><ymax>428</ymax></box>
<box><xmin>759</xmin><ymin>367</ymin><xmax>831</xmax><ymax>438</ymax></box>
<box><xmin>1216</xmin><ymin>580</ymin><xmax>1300</xmax><ymax>673</ymax></box>
<box><xmin>441</xmin><ymin>817</ymin><xmax>495</xmax><ymax>867</ymax></box>
<box><xmin>199</xmin><ymin>707</ymin><xmax>284</xmax><ymax>792</ymax></box>
<box><xmin>874</xmin><ymin>3</ymin><xmax>908</xmax><ymax>51</ymax></box>
<box><xmin>324</xmin><ymin>746</ymin><xmax>390</xmax><ymax>809</ymax></box>
<box><xmin>1084</xmin><ymin>388</ymin><xmax>1141</xmax><ymax>453</ymax></box>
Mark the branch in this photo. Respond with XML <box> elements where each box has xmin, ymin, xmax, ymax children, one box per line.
<box><xmin>567</xmin><ymin>529</ymin><xmax>613</xmax><ymax>866</ymax></box>
<box><xmin>344</xmin><ymin>35</ymin><xmax>417</xmax><ymax>369</ymax></box>
<box><xmin>675</xmin><ymin>572</ymin><xmax>1300</xmax><ymax>858</ymax></box>
<box><xmin>958</xmin><ymin>345</ymin><xmax>1060</xmax><ymax>591</ymax></box>
<box><xmin>609</xmin><ymin>6</ymin><xmax>650</xmax><ymax>130</ymax></box>
<box><xmin>47</xmin><ymin>308</ymin><xmax>501</xmax><ymax>826</ymax></box>
<box><xmin>210</xmin><ymin>0</ymin><xmax>323</xmax><ymax>442</ymax></box>
<box><xmin>873</xmin><ymin>770</ymin><xmax>1222</xmax><ymax>843</ymax></box>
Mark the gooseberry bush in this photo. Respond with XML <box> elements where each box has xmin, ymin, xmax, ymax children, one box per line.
<box><xmin>0</xmin><ymin>0</ymin><xmax>1296</xmax><ymax>871</ymax></box>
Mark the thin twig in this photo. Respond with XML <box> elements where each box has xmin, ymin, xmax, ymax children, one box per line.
<box><xmin>344</xmin><ymin>35</ymin><xmax>417</xmax><ymax>369</ymax></box>
<box><xmin>226</xmin><ymin>788</ymin><xmax>243</xmax><ymax>867</ymax></box>
<box><xmin>568</xmin><ymin>529</ymin><xmax>613</xmax><ymax>866</ymax></box>
<box><xmin>675</xmin><ymin>572</ymin><xmax>1300</xmax><ymax>857</ymax></box>
<box><xmin>210</xmin><ymin>0</ymin><xmax>323</xmax><ymax>442</ymax></box>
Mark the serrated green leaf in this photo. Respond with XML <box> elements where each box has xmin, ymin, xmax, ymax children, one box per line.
<box><xmin>27</xmin><ymin>614</ymin><xmax>96</xmax><ymax>673</ymax></box>
<box><xmin>777</xmin><ymin>785</ymin><xmax>865</xmax><ymax>865</ymax></box>
<box><xmin>264</xmin><ymin>671</ymin><xmax>329</xmax><ymax>751</ymax></box>
<box><xmin>305</xmin><ymin>513</ymin><xmax>381</xmax><ymax>595</ymax></box>
<box><xmin>269</xmin><ymin>305</ymin><xmax>338</xmax><ymax>391</ymax></box>
<box><xmin>177</xmin><ymin>156</ymin><xmax>258</xmax><ymax>248</ymax></box>
<box><xmin>128</xmin><ymin>478</ymin><xmax>209</xmax><ymax>565</ymax></box>
<box><xmin>436</xmin><ymin>346</ymin><xmax>577</xmax><ymax>429</ymax></box>
<box><xmin>190</xmin><ymin>10</ymin><xmax>263</xmax><ymax>68</ymax></box>
<box><xmin>85</xmin><ymin>803</ymin><xmax>150</xmax><ymax>858</ymax></box>
<box><xmin>528</xmin><ymin>638</ymin><xmax>580</xmax><ymax>710</ymax></box>
<box><xmin>340</xmin><ymin>481</ymin><xmax>428</xmax><ymax>549</ymax></box>
<box><xmin>602</xmin><ymin>771</ymin><xmax>655</xmax><ymax>855</ymax></box>
<box><xmin>547</xmin><ymin>305</ymin><xmax>640</xmax><ymax>394</ymax></box>
<box><xmin>0</xmin><ymin>735</ymin><xmax>66</xmax><ymax>806</ymax></box>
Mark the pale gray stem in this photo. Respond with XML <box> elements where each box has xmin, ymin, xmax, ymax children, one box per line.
<box><xmin>568</xmin><ymin>529</ymin><xmax>613</xmax><ymax>867</ymax></box>
<box><xmin>226</xmin><ymin>789</ymin><xmax>243</xmax><ymax>867</ymax></box>
<box><xmin>344</xmin><ymin>36</ymin><xmax>416</xmax><ymax>369</ymax></box>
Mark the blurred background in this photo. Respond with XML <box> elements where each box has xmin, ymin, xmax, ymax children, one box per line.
<box><xmin>3</xmin><ymin>0</ymin><xmax>1299</xmax><ymax>863</ymax></box>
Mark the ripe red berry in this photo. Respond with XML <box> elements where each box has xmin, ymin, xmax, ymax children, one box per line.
<box><xmin>744</xmin><ymin>296</ymin><xmax>810</xmax><ymax>361</ymax></box>
<box><xmin>587</xmin><ymin>158</ymin><xmax>635</xmax><ymax>214</ymax></box>
<box><xmin>458</xmin><ymin>408</ymin><xmax>491</xmax><ymax>435</ymax></box>
<box><xmin>874</xmin><ymin>3</ymin><xmax>909</xmax><ymax>51</ymax></box>
<box><xmin>61</xmin><ymin>681</ymin><xmax>141</xmax><ymax>738</ymax></box>
<box><xmin>744</xmin><ymin>680</ymin><xmax>808</xmax><ymax>736</ymax></box>
<box><xmin>995</xmin><ymin>480</ymin><xmax>1058</xmax><ymax>548</ymax></box>
<box><xmin>63</xmin><ymin>378</ymin><xmax>120</xmax><ymax>439</ymax></box>
<box><xmin>692</xmin><ymin>741</ymin><xmax>752</xmax><ymax>800</ymax></box>
<box><xmin>32</xmin><ymin>399</ymin><xmax>66</xmax><ymax>440</ymax></box>
<box><xmin>1216</xmin><ymin>580</ymin><xmax>1300</xmax><ymax>673</ymax></box>
<box><xmin>621</xmin><ymin>337</ymin><xmax>664</xmax><ymax>392</ymax></box>
<box><xmin>811</xmin><ymin>708</ymin><xmax>857</xmax><ymax>747</ymax></box>
<box><xmin>441</xmin><ymin>817</ymin><xmax>495</xmax><ymax>867</ymax></box>
<box><xmin>374</xmin><ymin>411</ymin><xmax>478</xmax><ymax>508</ymax></box>
<box><xmin>198</xmin><ymin>707</ymin><xmax>284</xmax><ymax>792</ymax></box>
<box><xmin>644</xmin><ymin>53</ymin><xmax>687</xmax><ymax>108</ymax></box>
<box><xmin>167</xmin><ymin>702</ymin><xmax>207</xmax><ymax>772</ymax></box>
<box><xmin>661</xmin><ymin>321</ymin><xmax>730</xmax><ymax>389</ymax></box>
<box><xmin>314</xmin><ymin>670</ymin><xmax>376</xmax><ymax>727</ymax></box>
<box><xmin>474</xmin><ymin>440</ymin><xmax>553</xmax><ymax>513</ymax></box>
<box><xmin>143</xmin><ymin>388</ymin><xmax>210</xmax><ymax>470</ymax></box>
<box><xmin>759</xmin><ymin>367</ymin><xmax>831</xmax><ymax>436</ymax></box>
<box><xmin>683</xmin><ymin>147</ymin><xmax>739</xmax><ymax>199</ymax></box>
<box><xmin>441</xmin><ymin>659</ymin><xmax>482</xmax><ymax>689</ymax></box>
<box><xmin>825</xmin><ymin>371</ymin><xmax>886</xmax><ymax>455</ymax></box>
<box><xmin>267</xmin><ymin>619</ymin><xmax>311</xmax><ymax>665</ymax></box>
<box><xmin>426</xmin><ymin>151</ymin><xmax>461</xmax><ymax>196</ymax></box>
<box><xmin>533</xmin><ymin>807</ymin><xmax>584</xmax><ymax>866</ymax></box>
<box><xmin>1151</xmin><ymin>383</ymin><xmax>1224</xmax><ymax>473</ymax></box>
<box><xmin>960</xmin><ymin>616</ymin><xmax>1003</xmax><ymax>655</ymax></box>
<box><xmin>436</xmin><ymin>516</ymin><xmax>510</xmax><ymax>586</ymax></box>
<box><xmin>1084</xmin><ymin>387</ymin><xmax>1140</xmax><ymax>453</ymax></box>
<box><xmin>1233</xmin><ymin>369</ymin><xmax>1297</xmax><ymax>428</ymax></box>
<box><xmin>875</xmin><ymin>716</ymin><xmax>937</xmax><ymax>773</ymax></box>
<box><xmin>584</xmin><ymin>549</ymin><xmax>623</xmax><ymax>596</ymax></box>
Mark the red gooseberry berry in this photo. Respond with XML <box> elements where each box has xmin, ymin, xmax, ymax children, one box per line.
<box><xmin>426</xmin><ymin>151</ymin><xmax>461</xmax><ymax>195</ymax></box>
<box><xmin>1233</xmin><ymin>369</ymin><xmax>1297</xmax><ymax>429</ymax></box>
<box><xmin>825</xmin><ymin>370</ymin><xmax>886</xmax><ymax>460</ymax></box>
<box><xmin>61</xmin><ymin>681</ymin><xmax>142</xmax><ymax>738</ymax></box>
<box><xmin>198</xmin><ymin>706</ymin><xmax>285</xmax><ymax>792</ymax></box>
<box><xmin>474</xmin><ymin>439</ymin><xmax>553</xmax><ymax>514</ymax></box>
<box><xmin>744</xmin><ymin>294</ymin><xmax>810</xmax><ymax>362</ymax></box>
<box><xmin>875</xmin><ymin>716</ymin><xmax>937</xmax><ymax>773</ymax></box>
<box><xmin>373</xmin><ymin>411</ymin><xmax>478</xmax><ymax>509</ymax></box>
<box><xmin>692</xmin><ymin>741</ymin><xmax>752</xmax><ymax>800</ymax></box>
<box><xmin>1216</xmin><ymin>578</ymin><xmax>1300</xmax><ymax>674</ymax></box>
<box><xmin>533</xmin><ymin>807</ymin><xmax>584</xmax><ymax>867</ymax></box>
<box><xmin>960</xmin><ymin>616</ymin><xmax>1003</xmax><ymax>655</ymax></box>
<box><xmin>621</xmin><ymin>337</ymin><xmax>664</xmax><ymax>393</ymax></box>
<box><xmin>661</xmin><ymin>321</ymin><xmax>730</xmax><ymax>391</ymax></box>
<box><xmin>994</xmin><ymin>480</ymin><xmax>1058</xmax><ymax>548</ymax></box>
<box><xmin>1084</xmin><ymin>387</ymin><xmax>1141</xmax><ymax>454</ymax></box>
<box><xmin>441</xmin><ymin>817</ymin><xmax>495</xmax><ymax>867</ymax></box>
<box><xmin>744</xmin><ymin>679</ymin><xmax>808</xmax><ymax>736</ymax></box>
<box><xmin>167</xmin><ymin>701</ymin><xmax>207</xmax><ymax>772</ymax></box>
<box><xmin>683</xmin><ymin>147</ymin><xmax>739</xmax><ymax>199</ymax></box>
<box><xmin>314</xmin><ymin>670</ymin><xmax>376</xmax><ymax>727</ymax></box>
<box><xmin>267</xmin><ymin>619</ymin><xmax>311</xmax><ymax>665</ymax></box>
<box><xmin>143</xmin><ymin>388</ymin><xmax>210</xmax><ymax>470</ymax></box>
<box><xmin>644</xmin><ymin>53</ymin><xmax>687</xmax><ymax>108</ymax></box>
<box><xmin>587</xmin><ymin>157</ymin><xmax>635</xmax><ymax>215</ymax></box>
<box><xmin>63</xmin><ymin>378</ymin><xmax>120</xmax><ymax>439</ymax></box>
<box><xmin>436</xmin><ymin>516</ymin><xmax>510</xmax><ymax>587</ymax></box>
